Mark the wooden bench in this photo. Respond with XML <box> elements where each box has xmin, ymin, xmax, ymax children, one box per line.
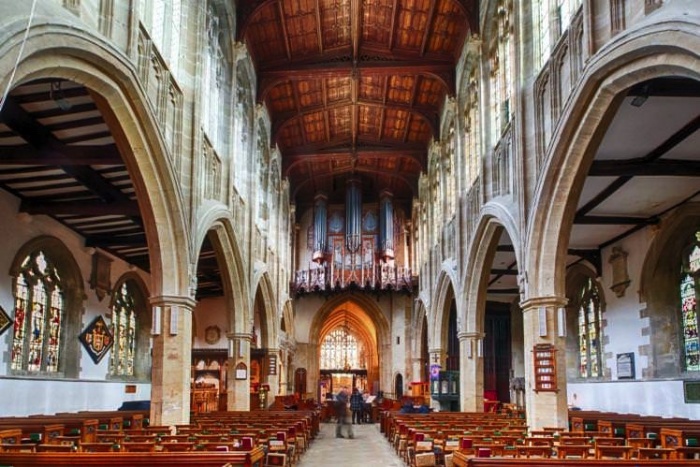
<box><xmin>0</xmin><ymin>445</ymin><xmax>265</xmax><ymax>466</ymax></box>
<box><xmin>453</xmin><ymin>451</ymin><xmax>700</xmax><ymax>466</ymax></box>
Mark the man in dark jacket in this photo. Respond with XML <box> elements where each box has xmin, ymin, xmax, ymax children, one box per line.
<box><xmin>350</xmin><ymin>388</ymin><xmax>364</xmax><ymax>424</ymax></box>
<box><xmin>335</xmin><ymin>386</ymin><xmax>353</xmax><ymax>438</ymax></box>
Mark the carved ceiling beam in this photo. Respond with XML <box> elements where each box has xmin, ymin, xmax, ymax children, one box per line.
<box><xmin>272</xmin><ymin>100</ymin><xmax>438</xmax><ymax>142</ymax></box>
<box><xmin>0</xmin><ymin>144</ymin><xmax>123</xmax><ymax>165</ymax></box>
<box><xmin>259</xmin><ymin>60</ymin><xmax>454</xmax><ymax>100</ymax></box>
<box><xmin>284</xmin><ymin>148</ymin><xmax>426</xmax><ymax>174</ymax></box>
<box><xmin>314</xmin><ymin>0</ymin><xmax>324</xmax><ymax>54</ymax></box>
<box><xmin>389</xmin><ymin>0</ymin><xmax>400</xmax><ymax>51</ymax></box>
<box><xmin>236</xmin><ymin>0</ymin><xmax>275</xmax><ymax>41</ymax></box>
<box><xmin>291</xmin><ymin>165</ymin><xmax>417</xmax><ymax>199</ymax></box>
<box><xmin>351</xmin><ymin>0</ymin><xmax>360</xmax><ymax>62</ymax></box>
<box><xmin>20</xmin><ymin>199</ymin><xmax>141</xmax><ymax>216</ymax></box>
<box><xmin>589</xmin><ymin>159</ymin><xmax>700</xmax><ymax>176</ymax></box>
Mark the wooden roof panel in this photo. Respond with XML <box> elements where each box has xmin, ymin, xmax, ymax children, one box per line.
<box><xmin>359</xmin><ymin>75</ymin><xmax>386</xmax><ymax>102</ymax></box>
<box><xmin>301</xmin><ymin>111</ymin><xmax>328</xmax><ymax>143</ymax></box>
<box><xmin>283</xmin><ymin>0</ymin><xmax>322</xmax><ymax>58</ymax></box>
<box><xmin>358</xmin><ymin>105</ymin><xmax>383</xmax><ymax>140</ymax></box>
<box><xmin>329</xmin><ymin>106</ymin><xmax>352</xmax><ymax>139</ymax></box>
<box><xmin>267</xmin><ymin>81</ymin><xmax>296</xmax><ymax>113</ymax></box>
<box><xmin>326</xmin><ymin>77</ymin><xmax>353</xmax><ymax>103</ymax></box>
<box><xmin>320</xmin><ymin>0</ymin><xmax>352</xmax><ymax>50</ymax></box>
<box><xmin>415</xmin><ymin>76</ymin><xmax>446</xmax><ymax>107</ymax></box>
<box><xmin>393</xmin><ymin>1</ymin><xmax>431</xmax><ymax>51</ymax></box>
<box><xmin>361</xmin><ymin>0</ymin><xmax>395</xmax><ymax>47</ymax></box>
<box><xmin>278</xmin><ymin>120</ymin><xmax>306</xmax><ymax>149</ymax></box>
<box><xmin>386</xmin><ymin>75</ymin><xmax>416</xmax><ymax>105</ymax></box>
<box><xmin>382</xmin><ymin>108</ymin><xmax>410</xmax><ymax>141</ymax></box>
<box><xmin>296</xmin><ymin>79</ymin><xmax>325</xmax><ymax>110</ymax></box>
<box><xmin>427</xmin><ymin>0</ymin><xmax>467</xmax><ymax>54</ymax></box>
<box><xmin>246</xmin><ymin>3</ymin><xmax>288</xmax><ymax>63</ymax></box>
<box><xmin>406</xmin><ymin>116</ymin><xmax>432</xmax><ymax>144</ymax></box>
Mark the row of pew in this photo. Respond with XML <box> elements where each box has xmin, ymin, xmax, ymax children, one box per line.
<box><xmin>381</xmin><ymin>409</ymin><xmax>700</xmax><ymax>466</ymax></box>
<box><xmin>0</xmin><ymin>408</ymin><xmax>319</xmax><ymax>466</ymax></box>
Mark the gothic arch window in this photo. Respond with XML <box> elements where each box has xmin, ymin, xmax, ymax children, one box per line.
<box><xmin>445</xmin><ymin>122</ymin><xmax>456</xmax><ymax>217</ymax></box>
<box><xmin>108</xmin><ymin>274</ymin><xmax>151</xmax><ymax>380</ymax></box>
<box><xmin>463</xmin><ymin>73</ymin><xmax>481</xmax><ymax>189</ymax></box>
<box><xmin>320</xmin><ymin>327</ymin><xmax>363</xmax><ymax>370</ymax></box>
<box><xmin>139</xmin><ymin>0</ymin><xmax>182</xmax><ymax>75</ymax></box>
<box><xmin>490</xmin><ymin>0</ymin><xmax>513</xmax><ymax>143</ymax></box>
<box><xmin>680</xmin><ymin>231</ymin><xmax>700</xmax><ymax>372</ymax></box>
<box><xmin>9</xmin><ymin>237</ymin><xmax>83</xmax><ymax>377</ymax></box>
<box><xmin>534</xmin><ymin>0</ymin><xmax>582</xmax><ymax>69</ymax></box>
<box><xmin>577</xmin><ymin>277</ymin><xmax>603</xmax><ymax>378</ymax></box>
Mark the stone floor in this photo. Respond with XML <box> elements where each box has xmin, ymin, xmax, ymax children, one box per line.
<box><xmin>297</xmin><ymin>422</ymin><xmax>404</xmax><ymax>467</ymax></box>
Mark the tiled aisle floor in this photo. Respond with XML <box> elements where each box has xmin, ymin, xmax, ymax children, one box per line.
<box><xmin>297</xmin><ymin>422</ymin><xmax>404</xmax><ymax>467</ymax></box>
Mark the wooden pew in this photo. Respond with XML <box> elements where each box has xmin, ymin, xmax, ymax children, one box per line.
<box><xmin>0</xmin><ymin>445</ymin><xmax>265</xmax><ymax>466</ymax></box>
<box><xmin>453</xmin><ymin>450</ymin><xmax>700</xmax><ymax>466</ymax></box>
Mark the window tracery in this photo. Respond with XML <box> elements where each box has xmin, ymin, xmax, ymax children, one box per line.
<box><xmin>320</xmin><ymin>326</ymin><xmax>363</xmax><ymax>370</ymax></box>
<box><xmin>109</xmin><ymin>281</ymin><xmax>137</xmax><ymax>377</ymax></box>
<box><xmin>578</xmin><ymin>277</ymin><xmax>602</xmax><ymax>378</ymax></box>
<box><xmin>681</xmin><ymin>231</ymin><xmax>700</xmax><ymax>372</ymax></box>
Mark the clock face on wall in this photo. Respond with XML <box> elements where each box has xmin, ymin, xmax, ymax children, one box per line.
<box><xmin>204</xmin><ymin>325</ymin><xmax>221</xmax><ymax>345</ymax></box>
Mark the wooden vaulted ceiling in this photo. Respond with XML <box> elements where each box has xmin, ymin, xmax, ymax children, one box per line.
<box><xmin>238</xmin><ymin>0</ymin><xmax>477</xmax><ymax>208</ymax></box>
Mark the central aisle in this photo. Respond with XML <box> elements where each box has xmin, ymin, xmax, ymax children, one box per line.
<box><xmin>298</xmin><ymin>422</ymin><xmax>404</xmax><ymax>467</ymax></box>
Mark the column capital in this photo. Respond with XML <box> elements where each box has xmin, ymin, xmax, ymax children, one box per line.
<box><xmin>149</xmin><ymin>295</ymin><xmax>197</xmax><ymax>310</ymax></box>
<box><xmin>458</xmin><ymin>331</ymin><xmax>483</xmax><ymax>341</ymax></box>
<box><xmin>228</xmin><ymin>332</ymin><xmax>253</xmax><ymax>342</ymax></box>
<box><xmin>520</xmin><ymin>295</ymin><xmax>567</xmax><ymax>311</ymax></box>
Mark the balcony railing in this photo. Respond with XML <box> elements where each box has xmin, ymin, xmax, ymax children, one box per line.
<box><xmin>292</xmin><ymin>261</ymin><xmax>413</xmax><ymax>295</ymax></box>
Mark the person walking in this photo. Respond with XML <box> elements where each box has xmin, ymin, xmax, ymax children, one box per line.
<box><xmin>350</xmin><ymin>387</ymin><xmax>364</xmax><ymax>424</ymax></box>
<box><xmin>335</xmin><ymin>386</ymin><xmax>354</xmax><ymax>439</ymax></box>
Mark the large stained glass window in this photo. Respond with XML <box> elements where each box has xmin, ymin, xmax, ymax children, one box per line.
<box><xmin>11</xmin><ymin>251</ymin><xmax>63</xmax><ymax>373</ymax></box>
<box><xmin>681</xmin><ymin>231</ymin><xmax>700</xmax><ymax>372</ymax></box>
<box><xmin>110</xmin><ymin>282</ymin><xmax>137</xmax><ymax>376</ymax></box>
<box><xmin>320</xmin><ymin>327</ymin><xmax>362</xmax><ymax>370</ymax></box>
<box><xmin>578</xmin><ymin>277</ymin><xmax>602</xmax><ymax>378</ymax></box>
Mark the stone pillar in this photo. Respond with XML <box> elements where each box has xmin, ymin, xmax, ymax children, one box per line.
<box><xmin>459</xmin><ymin>332</ymin><xmax>484</xmax><ymax>412</ymax></box>
<box><xmin>266</xmin><ymin>348</ymin><xmax>281</xmax><ymax>402</ymax></box>
<box><xmin>227</xmin><ymin>332</ymin><xmax>252</xmax><ymax>411</ymax></box>
<box><xmin>521</xmin><ymin>297</ymin><xmax>568</xmax><ymax>431</ymax></box>
<box><xmin>411</xmin><ymin>357</ymin><xmax>424</xmax><ymax>384</ymax></box>
<box><xmin>149</xmin><ymin>295</ymin><xmax>196</xmax><ymax>426</ymax></box>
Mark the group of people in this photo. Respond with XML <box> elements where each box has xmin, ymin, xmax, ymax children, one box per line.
<box><xmin>334</xmin><ymin>387</ymin><xmax>371</xmax><ymax>439</ymax></box>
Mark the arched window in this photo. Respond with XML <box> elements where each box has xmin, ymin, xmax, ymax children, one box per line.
<box><xmin>320</xmin><ymin>327</ymin><xmax>362</xmax><ymax>370</ymax></box>
<box><xmin>463</xmin><ymin>73</ymin><xmax>481</xmax><ymax>189</ymax></box>
<box><xmin>11</xmin><ymin>250</ymin><xmax>64</xmax><ymax>373</ymax></box>
<box><xmin>680</xmin><ymin>231</ymin><xmax>700</xmax><ymax>372</ymax></box>
<box><xmin>533</xmin><ymin>0</ymin><xmax>582</xmax><ymax>70</ymax></box>
<box><xmin>110</xmin><ymin>282</ymin><xmax>138</xmax><ymax>376</ymax></box>
<box><xmin>490</xmin><ymin>0</ymin><xmax>513</xmax><ymax>142</ymax></box>
<box><xmin>578</xmin><ymin>277</ymin><xmax>603</xmax><ymax>378</ymax></box>
<box><xmin>139</xmin><ymin>0</ymin><xmax>182</xmax><ymax>75</ymax></box>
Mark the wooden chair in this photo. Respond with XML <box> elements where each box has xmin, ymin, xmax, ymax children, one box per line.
<box><xmin>265</xmin><ymin>452</ymin><xmax>287</xmax><ymax>466</ymax></box>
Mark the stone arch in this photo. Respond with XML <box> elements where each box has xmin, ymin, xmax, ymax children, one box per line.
<box><xmin>9</xmin><ymin>235</ymin><xmax>85</xmax><ymax>378</ymax></box>
<box><xmin>431</xmin><ymin>268</ymin><xmax>460</xmax><ymax>348</ymax></box>
<box><xmin>192</xmin><ymin>203</ymin><xmax>251</xmax><ymax>337</ymax></box>
<box><xmin>309</xmin><ymin>292</ymin><xmax>392</xmax><ymax>392</ymax></box>
<box><xmin>411</xmin><ymin>299</ymin><xmax>429</xmax><ymax>355</ymax></box>
<box><xmin>526</xmin><ymin>19</ymin><xmax>700</xmax><ymax>302</ymax></box>
<box><xmin>461</xmin><ymin>205</ymin><xmax>521</xmax><ymax>334</ymax></box>
<box><xmin>252</xmin><ymin>271</ymin><xmax>278</xmax><ymax>350</ymax></box>
<box><xmin>281</xmin><ymin>300</ymin><xmax>295</xmax><ymax>337</ymax></box>
<box><xmin>639</xmin><ymin>203</ymin><xmax>700</xmax><ymax>378</ymax></box>
<box><xmin>0</xmin><ymin>20</ymin><xmax>190</xmax><ymax>299</ymax></box>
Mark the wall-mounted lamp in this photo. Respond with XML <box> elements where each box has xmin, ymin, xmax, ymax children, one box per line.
<box><xmin>630</xmin><ymin>85</ymin><xmax>649</xmax><ymax>107</ymax></box>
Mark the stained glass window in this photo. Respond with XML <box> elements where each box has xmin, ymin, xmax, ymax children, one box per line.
<box><xmin>578</xmin><ymin>277</ymin><xmax>602</xmax><ymax>378</ymax></box>
<box><xmin>320</xmin><ymin>327</ymin><xmax>362</xmax><ymax>370</ymax></box>
<box><xmin>681</xmin><ymin>231</ymin><xmax>700</xmax><ymax>372</ymax></box>
<box><xmin>110</xmin><ymin>282</ymin><xmax>137</xmax><ymax>376</ymax></box>
<box><xmin>11</xmin><ymin>251</ymin><xmax>64</xmax><ymax>373</ymax></box>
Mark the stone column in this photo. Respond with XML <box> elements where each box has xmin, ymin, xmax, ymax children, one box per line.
<box><xmin>458</xmin><ymin>332</ymin><xmax>484</xmax><ymax>412</ymax></box>
<box><xmin>521</xmin><ymin>297</ymin><xmax>568</xmax><ymax>431</ymax></box>
<box><xmin>266</xmin><ymin>348</ymin><xmax>281</xmax><ymax>403</ymax></box>
<box><xmin>411</xmin><ymin>357</ymin><xmax>424</xmax><ymax>384</ymax></box>
<box><xmin>227</xmin><ymin>332</ymin><xmax>252</xmax><ymax>411</ymax></box>
<box><xmin>149</xmin><ymin>295</ymin><xmax>196</xmax><ymax>426</ymax></box>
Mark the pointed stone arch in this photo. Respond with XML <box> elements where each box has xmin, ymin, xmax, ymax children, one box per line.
<box><xmin>252</xmin><ymin>271</ymin><xmax>278</xmax><ymax>350</ymax></box>
<box><xmin>0</xmin><ymin>22</ymin><xmax>191</xmax><ymax>299</ymax></box>
<box><xmin>193</xmin><ymin>204</ymin><xmax>251</xmax><ymax>337</ymax></box>
<box><xmin>526</xmin><ymin>20</ymin><xmax>700</xmax><ymax>302</ymax></box>
<box><xmin>431</xmin><ymin>269</ymin><xmax>460</xmax><ymax>348</ymax></box>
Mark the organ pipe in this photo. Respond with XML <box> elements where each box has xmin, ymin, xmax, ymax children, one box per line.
<box><xmin>379</xmin><ymin>189</ymin><xmax>395</xmax><ymax>260</ymax></box>
<box><xmin>312</xmin><ymin>193</ymin><xmax>327</xmax><ymax>263</ymax></box>
<box><xmin>345</xmin><ymin>178</ymin><xmax>362</xmax><ymax>252</ymax></box>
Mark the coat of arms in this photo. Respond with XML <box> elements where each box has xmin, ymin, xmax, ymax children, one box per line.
<box><xmin>79</xmin><ymin>315</ymin><xmax>113</xmax><ymax>364</ymax></box>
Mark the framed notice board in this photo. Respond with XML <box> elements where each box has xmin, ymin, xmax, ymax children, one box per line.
<box><xmin>533</xmin><ymin>344</ymin><xmax>557</xmax><ymax>392</ymax></box>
